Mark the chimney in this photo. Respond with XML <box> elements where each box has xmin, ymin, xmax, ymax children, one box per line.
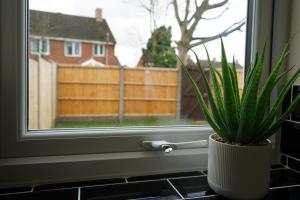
<box><xmin>95</xmin><ymin>8</ymin><xmax>102</xmax><ymax>22</ymax></box>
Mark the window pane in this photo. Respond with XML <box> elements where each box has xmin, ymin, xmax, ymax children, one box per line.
<box><xmin>31</xmin><ymin>38</ymin><xmax>39</xmax><ymax>53</ymax></box>
<box><xmin>41</xmin><ymin>39</ymin><xmax>48</xmax><ymax>53</ymax></box>
<box><xmin>99</xmin><ymin>44</ymin><xmax>104</xmax><ymax>55</ymax></box>
<box><xmin>28</xmin><ymin>0</ymin><xmax>248</xmax><ymax>130</ymax></box>
<box><xmin>66</xmin><ymin>42</ymin><xmax>73</xmax><ymax>55</ymax></box>
<box><xmin>74</xmin><ymin>42</ymin><xmax>80</xmax><ymax>55</ymax></box>
<box><xmin>94</xmin><ymin>44</ymin><xmax>98</xmax><ymax>55</ymax></box>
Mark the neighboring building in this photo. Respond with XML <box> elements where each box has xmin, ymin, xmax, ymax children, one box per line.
<box><xmin>29</xmin><ymin>9</ymin><xmax>119</xmax><ymax>66</ymax></box>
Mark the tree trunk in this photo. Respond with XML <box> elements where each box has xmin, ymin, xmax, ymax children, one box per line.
<box><xmin>176</xmin><ymin>44</ymin><xmax>189</xmax><ymax>118</ymax></box>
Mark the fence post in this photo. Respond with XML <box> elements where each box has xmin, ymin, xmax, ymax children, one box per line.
<box><xmin>119</xmin><ymin>66</ymin><xmax>124</xmax><ymax>120</ymax></box>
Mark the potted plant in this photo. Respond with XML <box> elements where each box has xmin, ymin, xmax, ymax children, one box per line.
<box><xmin>181</xmin><ymin>40</ymin><xmax>300</xmax><ymax>200</ymax></box>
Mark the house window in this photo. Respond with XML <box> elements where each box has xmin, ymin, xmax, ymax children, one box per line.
<box><xmin>65</xmin><ymin>41</ymin><xmax>81</xmax><ymax>56</ymax></box>
<box><xmin>31</xmin><ymin>38</ymin><xmax>49</xmax><ymax>55</ymax></box>
<box><xmin>93</xmin><ymin>43</ymin><xmax>105</xmax><ymax>56</ymax></box>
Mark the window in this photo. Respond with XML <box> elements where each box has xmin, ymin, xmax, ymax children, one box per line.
<box><xmin>30</xmin><ymin>37</ymin><xmax>49</xmax><ymax>55</ymax></box>
<box><xmin>65</xmin><ymin>41</ymin><xmax>81</xmax><ymax>56</ymax></box>
<box><xmin>93</xmin><ymin>43</ymin><xmax>105</xmax><ymax>56</ymax></box>
<box><xmin>1</xmin><ymin>0</ymin><xmax>278</xmax><ymax>187</ymax></box>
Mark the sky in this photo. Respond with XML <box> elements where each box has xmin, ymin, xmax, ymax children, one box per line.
<box><xmin>29</xmin><ymin>0</ymin><xmax>248</xmax><ymax>67</ymax></box>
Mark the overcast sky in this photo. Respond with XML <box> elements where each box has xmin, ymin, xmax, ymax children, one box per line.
<box><xmin>29</xmin><ymin>0</ymin><xmax>247</xmax><ymax>67</ymax></box>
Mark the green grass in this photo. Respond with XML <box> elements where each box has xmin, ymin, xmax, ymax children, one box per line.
<box><xmin>55</xmin><ymin>118</ymin><xmax>207</xmax><ymax>128</ymax></box>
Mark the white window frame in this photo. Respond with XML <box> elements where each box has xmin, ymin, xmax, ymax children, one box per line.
<box><xmin>64</xmin><ymin>40</ymin><xmax>81</xmax><ymax>57</ymax></box>
<box><xmin>0</xmin><ymin>0</ymin><xmax>282</xmax><ymax>187</ymax></box>
<box><xmin>30</xmin><ymin>37</ymin><xmax>49</xmax><ymax>55</ymax></box>
<box><xmin>93</xmin><ymin>43</ymin><xmax>105</xmax><ymax>56</ymax></box>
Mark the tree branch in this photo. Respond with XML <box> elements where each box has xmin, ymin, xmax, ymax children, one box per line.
<box><xmin>190</xmin><ymin>18</ymin><xmax>246</xmax><ymax>48</ymax></box>
<box><xmin>184</xmin><ymin>0</ymin><xmax>190</xmax><ymax>22</ymax></box>
<box><xmin>207</xmin><ymin>0</ymin><xmax>229</xmax><ymax>10</ymax></box>
<box><xmin>139</xmin><ymin>0</ymin><xmax>151</xmax><ymax>12</ymax></box>
<box><xmin>187</xmin><ymin>0</ymin><xmax>210</xmax><ymax>33</ymax></box>
<box><xmin>201</xmin><ymin>6</ymin><xmax>229</xmax><ymax>20</ymax></box>
<box><xmin>172</xmin><ymin>0</ymin><xmax>182</xmax><ymax>24</ymax></box>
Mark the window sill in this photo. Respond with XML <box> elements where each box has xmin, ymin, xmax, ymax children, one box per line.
<box><xmin>0</xmin><ymin>148</ymin><xmax>208</xmax><ymax>188</ymax></box>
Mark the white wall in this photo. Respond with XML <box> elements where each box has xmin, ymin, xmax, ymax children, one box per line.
<box><xmin>288</xmin><ymin>0</ymin><xmax>300</xmax><ymax>84</ymax></box>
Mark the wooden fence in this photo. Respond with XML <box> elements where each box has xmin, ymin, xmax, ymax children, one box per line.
<box><xmin>29</xmin><ymin>58</ymin><xmax>57</xmax><ymax>129</ymax></box>
<box><xmin>57</xmin><ymin>65</ymin><xmax>178</xmax><ymax>118</ymax></box>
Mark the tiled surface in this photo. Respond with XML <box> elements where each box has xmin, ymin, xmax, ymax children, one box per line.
<box><xmin>0</xmin><ymin>187</ymin><xmax>32</xmax><ymax>195</ymax></box>
<box><xmin>127</xmin><ymin>171</ymin><xmax>203</xmax><ymax>182</ymax></box>
<box><xmin>81</xmin><ymin>180</ymin><xmax>181</xmax><ymax>200</ymax></box>
<box><xmin>288</xmin><ymin>157</ymin><xmax>300</xmax><ymax>172</ymax></box>
<box><xmin>169</xmin><ymin>176</ymin><xmax>215</xmax><ymax>199</ymax></box>
<box><xmin>270</xmin><ymin>169</ymin><xmax>300</xmax><ymax>188</ymax></box>
<box><xmin>1</xmin><ymin>168</ymin><xmax>300</xmax><ymax>200</ymax></box>
<box><xmin>0</xmin><ymin>188</ymin><xmax>78</xmax><ymax>200</ymax></box>
<box><xmin>34</xmin><ymin>178</ymin><xmax>125</xmax><ymax>191</ymax></box>
<box><xmin>291</xmin><ymin>85</ymin><xmax>300</xmax><ymax>121</ymax></box>
<box><xmin>281</xmin><ymin>85</ymin><xmax>300</xmax><ymax>173</ymax></box>
<box><xmin>281</xmin><ymin>121</ymin><xmax>300</xmax><ymax>159</ymax></box>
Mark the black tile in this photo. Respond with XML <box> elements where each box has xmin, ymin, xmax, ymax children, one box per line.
<box><xmin>264</xmin><ymin>186</ymin><xmax>300</xmax><ymax>200</ymax></box>
<box><xmin>281</xmin><ymin>155</ymin><xmax>287</xmax><ymax>166</ymax></box>
<box><xmin>127</xmin><ymin>171</ymin><xmax>203</xmax><ymax>182</ymax></box>
<box><xmin>34</xmin><ymin>178</ymin><xmax>125</xmax><ymax>191</ymax></box>
<box><xmin>189</xmin><ymin>186</ymin><xmax>300</xmax><ymax>200</ymax></box>
<box><xmin>288</xmin><ymin>157</ymin><xmax>300</xmax><ymax>172</ymax></box>
<box><xmin>0</xmin><ymin>187</ymin><xmax>32</xmax><ymax>195</ymax></box>
<box><xmin>202</xmin><ymin>170</ymin><xmax>207</xmax><ymax>175</ymax></box>
<box><xmin>184</xmin><ymin>195</ymin><xmax>224</xmax><ymax>200</ymax></box>
<box><xmin>282</xmin><ymin>88</ymin><xmax>292</xmax><ymax>114</ymax></box>
<box><xmin>169</xmin><ymin>176</ymin><xmax>215</xmax><ymax>199</ymax></box>
<box><xmin>281</xmin><ymin>121</ymin><xmax>300</xmax><ymax>159</ymax></box>
<box><xmin>0</xmin><ymin>188</ymin><xmax>78</xmax><ymax>200</ymax></box>
<box><xmin>81</xmin><ymin>180</ymin><xmax>181</xmax><ymax>200</ymax></box>
<box><xmin>270</xmin><ymin>169</ymin><xmax>300</xmax><ymax>188</ymax></box>
<box><xmin>291</xmin><ymin>85</ymin><xmax>300</xmax><ymax>122</ymax></box>
<box><xmin>271</xmin><ymin>164</ymin><xmax>286</xmax><ymax>169</ymax></box>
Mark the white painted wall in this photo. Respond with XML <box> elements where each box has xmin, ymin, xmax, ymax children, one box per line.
<box><xmin>288</xmin><ymin>0</ymin><xmax>300</xmax><ymax>84</ymax></box>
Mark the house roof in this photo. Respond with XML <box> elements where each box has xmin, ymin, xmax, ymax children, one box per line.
<box><xmin>29</xmin><ymin>10</ymin><xmax>116</xmax><ymax>43</ymax></box>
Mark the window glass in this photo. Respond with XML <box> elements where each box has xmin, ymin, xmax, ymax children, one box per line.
<box><xmin>28</xmin><ymin>0</ymin><xmax>248</xmax><ymax>130</ymax></box>
<box><xmin>41</xmin><ymin>39</ymin><xmax>48</xmax><ymax>53</ymax></box>
<box><xmin>31</xmin><ymin>38</ymin><xmax>39</xmax><ymax>54</ymax></box>
<box><xmin>94</xmin><ymin>44</ymin><xmax>104</xmax><ymax>56</ymax></box>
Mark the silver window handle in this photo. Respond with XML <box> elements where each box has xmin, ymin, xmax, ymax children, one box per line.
<box><xmin>142</xmin><ymin>140</ymin><xmax>208</xmax><ymax>153</ymax></box>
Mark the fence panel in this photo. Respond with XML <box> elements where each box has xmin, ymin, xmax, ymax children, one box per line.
<box><xmin>29</xmin><ymin>58</ymin><xmax>57</xmax><ymax>129</ymax></box>
<box><xmin>58</xmin><ymin>66</ymin><xmax>120</xmax><ymax>117</ymax></box>
<box><xmin>57</xmin><ymin>66</ymin><xmax>178</xmax><ymax>118</ymax></box>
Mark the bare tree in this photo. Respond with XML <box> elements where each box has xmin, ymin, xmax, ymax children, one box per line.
<box><xmin>173</xmin><ymin>0</ymin><xmax>246</xmax><ymax>67</ymax></box>
<box><xmin>172</xmin><ymin>0</ymin><xmax>246</xmax><ymax>117</ymax></box>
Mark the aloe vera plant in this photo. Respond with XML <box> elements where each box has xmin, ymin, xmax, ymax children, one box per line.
<box><xmin>181</xmin><ymin>39</ymin><xmax>300</xmax><ymax>145</ymax></box>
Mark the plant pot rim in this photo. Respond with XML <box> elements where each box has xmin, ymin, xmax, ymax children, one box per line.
<box><xmin>209</xmin><ymin>133</ymin><xmax>271</xmax><ymax>148</ymax></box>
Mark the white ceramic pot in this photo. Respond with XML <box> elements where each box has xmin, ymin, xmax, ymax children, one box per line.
<box><xmin>207</xmin><ymin>134</ymin><xmax>272</xmax><ymax>200</ymax></box>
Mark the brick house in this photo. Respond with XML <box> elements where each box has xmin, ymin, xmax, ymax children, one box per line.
<box><xmin>29</xmin><ymin>9</ymin><xmax>119</xmax><ymax>66</ymax></box>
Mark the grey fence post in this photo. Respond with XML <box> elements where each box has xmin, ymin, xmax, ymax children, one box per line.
<box><xmin>119</xmin><ymin>66</ymin><xmax>124</xmax><ymax>120</ymax></box>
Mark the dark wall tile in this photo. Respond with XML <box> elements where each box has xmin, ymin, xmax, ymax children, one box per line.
<box><xmin>81</xmin><ymin>180</ymin><xmax>180</xmax><ymax>200</ymax></box>
<box><xmin>291</xmin><ymin>85</ymin><xmax>300</xmax><ymax>121</ymax></box>
<box><xmin>127</xmin><ymin>171</ymin><xmax>203</xmax><ymax>182</ymax></box>
<box><xmin>288</xmin><ymin>157</ymin><xmax>300</xmax><ymax>172</ymax></box>
<box><xmin>281</xmin><ymin>121</ymin><xmax>300</xmax><ymax>159</ymax></box>
<box><xmin>0</xmin><ymin>187</ymin><xmax>32</xmax><ymax>195</ymax></box>
<box><xmin>34</xmin><ymin>178</ymin><xmax>125</xmax><ymax>191</ymax></box>
<box><xmin>281</xmin><ymin>155</ymin><xmax>287</xmax><ymax>166</ymax></box>
<box><xmin>0</xmin><ymin>188</ymin><xmax>78</xmax><ymax>200</ymax></box>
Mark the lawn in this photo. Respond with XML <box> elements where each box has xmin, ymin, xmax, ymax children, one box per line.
<box><xmin>55</xmin><ymin>118</ymin><xmax>207</xmax><ymax>128</ymax></box>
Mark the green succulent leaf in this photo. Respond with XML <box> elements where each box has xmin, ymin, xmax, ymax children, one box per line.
<box><xmin>181</xmin><ymin>39</ymin><xmax>300</xmax><ymax>145</ymax></box>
